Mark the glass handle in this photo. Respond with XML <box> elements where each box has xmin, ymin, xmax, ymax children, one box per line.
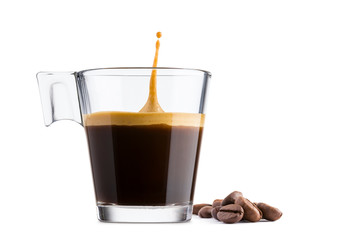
<box><xmin>37</xmin><ymin>72</ymin><xmax>82</xmax><ymax>126</ymax></box>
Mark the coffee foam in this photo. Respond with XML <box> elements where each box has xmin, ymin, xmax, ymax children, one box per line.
<box><xmin>84</xmin><ymin>111</ymin><xmax>205</xmax><ymax>127</ymax></box>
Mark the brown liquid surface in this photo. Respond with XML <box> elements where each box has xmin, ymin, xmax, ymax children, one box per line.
<box><xmin>85</xmin><ymin>115</ymin><xmax>203</xmax><ymax>205</ymax></box>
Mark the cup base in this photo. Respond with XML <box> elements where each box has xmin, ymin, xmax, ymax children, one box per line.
<box><xmin>97</xmin><ymin>203</ymin><xmax>192</xmax><ymax>223</ymax></box>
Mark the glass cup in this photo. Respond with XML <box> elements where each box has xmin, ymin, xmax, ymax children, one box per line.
<box><xmin>37</xmin><ymin>67</ymin><xmax>211</xmax><ymax>222</ymax></box>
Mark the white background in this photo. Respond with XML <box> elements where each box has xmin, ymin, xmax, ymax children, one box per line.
<box><xmin>1</xmin><ymin>0</ymin><xmax>360</xmax><ymax>239</ymax></box>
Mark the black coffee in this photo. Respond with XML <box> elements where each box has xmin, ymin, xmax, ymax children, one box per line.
<box><xmin>85</xmin><ymin>123</ymin><xmax>203</xmax><ymax>206</ymax></box>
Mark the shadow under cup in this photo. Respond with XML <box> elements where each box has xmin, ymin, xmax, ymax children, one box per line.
<box><xmin>37</xmin><ymin>68</ymin><xmax>211</xmax><ymax>222</ymax></box>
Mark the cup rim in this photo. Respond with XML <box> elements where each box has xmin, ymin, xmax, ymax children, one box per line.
<box><xmin>78</xmin><ymin>67</ymin><xmax>211</xmax><ymax>76</ymax></box>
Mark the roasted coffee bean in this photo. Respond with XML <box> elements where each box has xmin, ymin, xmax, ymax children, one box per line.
<box><xmin>212</xmin><ymin>199</ymin><xmax>223</xmax><ymax>208</ymax></box>
<box><xmin>193</xmin><ymin>204</ymin><xmax>211</xmax><ymax>215</ymax></box>
<box><xmin>221</xmin><ymin>191</ymin><xmax>243</xmax><ymax>206</ymax></box>
<box><xmin>252</xmin><ymin>201</ymin><xmax>263</xmax><ymax>219</ymax></box>
<box><xmin>198</xmin><ymin>206</ymin><xmax>213</xmax><ymax>218</ymax></box>
<box><xmin>255</xmin><ymin>202</ymin><xmax>282</xmax><ymax>221</ymax></box>
<box><xmin>211</xmin><ymin>206</ymin><xmax>221</xmax><ymax>220</ymax></box>
<box><xmin>234</xmin><ymin>196</ymin><xmax>262</xmax><ymax>222</ymax></box>
<box><xmin>217</xmin><ymin>204</ymin><xmax>244</xmax><ymax>223</ymax></box>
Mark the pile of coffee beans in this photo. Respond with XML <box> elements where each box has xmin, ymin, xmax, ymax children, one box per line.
<box><xmin>193</xmin><ymin>191</ymin><xmax>282</xmax><ymax>224</ymax></box>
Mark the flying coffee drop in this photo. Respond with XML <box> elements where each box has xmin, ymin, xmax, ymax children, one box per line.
<box><xmin>140</xmin><ymin>32</ymin><xmax>164</xmax><ymax>113</ymax></box>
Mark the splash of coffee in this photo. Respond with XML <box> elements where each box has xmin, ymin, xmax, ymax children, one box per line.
<box><xmin>139</xmin><ymin>32</ymin><xmax>164</xmax><ymax>113</ymax></box>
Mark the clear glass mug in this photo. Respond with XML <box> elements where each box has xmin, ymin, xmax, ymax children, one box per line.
<box><xmin>37</xmin><ymin>67</ymin><xmax>211</xmax><ymax>223</ymax></box>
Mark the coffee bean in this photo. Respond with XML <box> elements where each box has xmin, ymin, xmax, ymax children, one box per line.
<box><xmin>193</xmin><ymin>204</ymin><xmax>211</xmax><ymax>215</ymax></box>
<box><xmin>255</xmin><ymin>202</ymin><xmax>282</xmax><ymax>221</ymax></box>
<box><xmin>193</xmin><ymin>191</ymin><xmax>283</xmax><ymax>224</ymax></box>
<box><xmin>211</xmin><ymin>206</ymin><xmax>221</xmax><ymax>220</ymax></box>
<box><xmin>217</xmin><ymin>204</ymin><xmax>244</xmax><ymax>223</ymax></box>
<box><xmin>198</xmin><ymin>206</ymin><xmax>213</xmax><ymax>218</ymax></box>
<box><xmin>234</xmin><ymin>196</ymin><xmax>262</xmax><ymax>222</ymax></box>
<box><xmin>252</xmin><ymin>201</ymin><xmax>263</xmax><ymax>219</ymax></box>
<box><xmin>221</xmin><ymin>191</ymin><xmax>243</xmax><ymax>206</ymax></box>
<box><xmin>212</xmin><ymin>199</ymin><xmax>223</xmax><ymax>208</ymax></box>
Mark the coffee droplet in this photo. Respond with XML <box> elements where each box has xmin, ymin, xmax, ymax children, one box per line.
<box><xmin>140</xmin><ymin>32</ymin><xmax>164</xmax><ymax>113</ymax></box>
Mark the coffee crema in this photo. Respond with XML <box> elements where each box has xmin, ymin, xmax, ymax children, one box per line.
<box><xmin>84</xmin><ymin>111</ymin><xmax>205</xmax><ymax>127</ymax></box>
